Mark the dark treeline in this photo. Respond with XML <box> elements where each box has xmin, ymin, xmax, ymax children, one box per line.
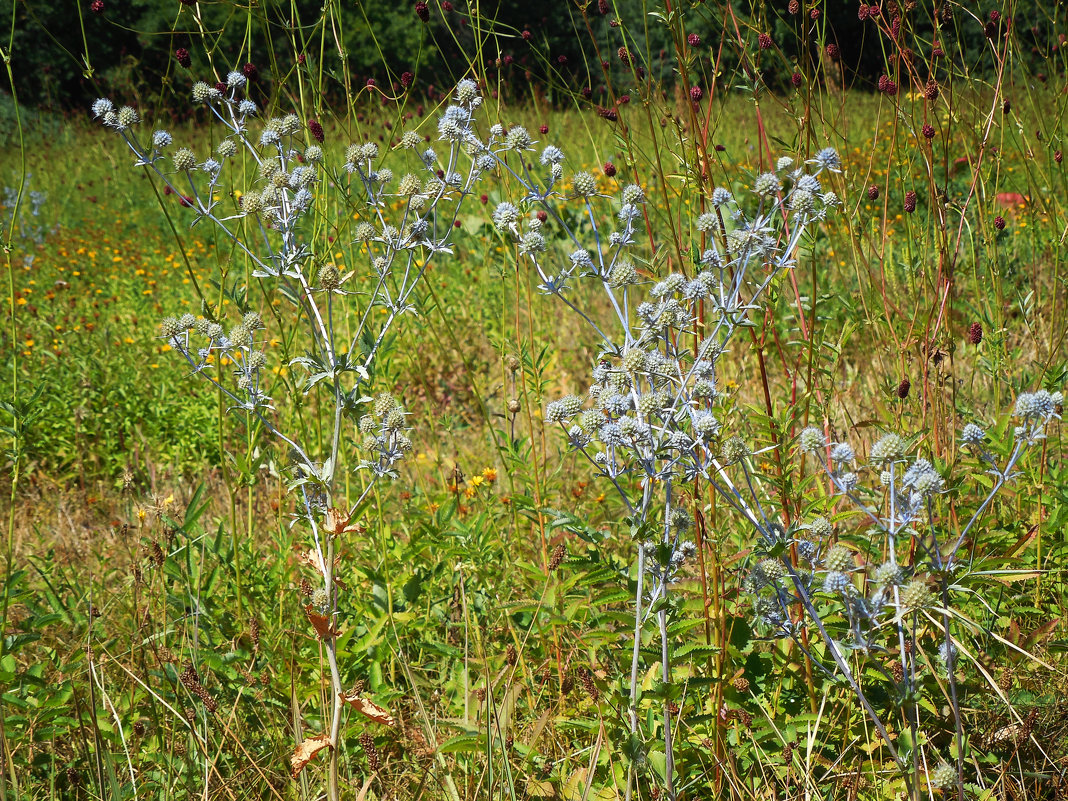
<box><xmin>4</xmin><ymin>0</ymin><xmax>1065</xmax><ymax>111</ymax></box>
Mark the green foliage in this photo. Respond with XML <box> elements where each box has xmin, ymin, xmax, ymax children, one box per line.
<box><xmin>2</xmin><ymin>0</ymin><xmax>1068</xmax><ymax>799</ymax></box>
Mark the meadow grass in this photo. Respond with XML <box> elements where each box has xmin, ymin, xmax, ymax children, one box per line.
<box><xmin>2</xmin><ymin>34</ymin><xmax>1068</xmax><ymax>801</ymax></box>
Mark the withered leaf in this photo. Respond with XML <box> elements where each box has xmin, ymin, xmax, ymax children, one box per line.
<box><xmin>293</xmin><ymin>548</ymin><xmax>348</xmax><ymax>589</ymax></box>
<box><xmin>290</xmin><ymin>733</ymin><xmax>332</xmax><ymax>778</ymax></box>
<box><xmin>339</xmin><ymin>690</ymin><xmax>395</xmax><ymax>726</ymax></box>
<box><xmin>324</xmin><ymin>507</ymin><xmax>364</xmax><ymax>537</ymax></box>
<box><xmin>304</xmin><ymin>605</ymin><xmax>340</xmax><ymax>638</ymax></box>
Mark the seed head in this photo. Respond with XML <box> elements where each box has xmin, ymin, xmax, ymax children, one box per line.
<box><xmin>929</xmin><ymin>763</ymin><xmax>957</xmax><ymax>790</ymax></box>
<box><xmin>798</xmin><ymin>426</ymin><xmax>825</xmax><ymax>453</ymax></box>
<box><xmin>870</xmin><ymin>433</ymin><xmax>906</xmax><ymax>464</ymax></box>
<box><xmin>549</xmin><ymin>543</ymin><xmax>567</xmax><ymax>570</ymax></box>
<box><xmin>191</xmin><ymin>81</ymin><xmax>220</xmax><ymax>104</ymax></box>
<box><xmin>159</xmin><ymin>317</ymin><xmax>183</xmax><ymax>340</ymax></box>
<box><xmin>759</xmin><ymin>558</ymin><xmax>786</xmax><ymax>582</ymax></box>
<box><xmin>313</xmin><ymin>264</ymin><xmax>339</xmax><ymax>291</ymax></box>
<box><xmin>896</xmin><ymin>377</ymin><xmax>911</xmax><ymax>399</ymax></box>
<box><xmin>172</xmin><ymin>148</ymin><xmax>197</xmax><ymax>172</ymax></box>
<box><xmin>961</xmin><ymin>423</ymin><xmax>985</xmax><ymax>446</ymax></box>
<box><xmin>116</xmin><ymin>106</ymin><xmax>139</xmax><ymax>129</ymax></box>
<box><xmin>721</xmin><ymin>436</ymin><xmax>749</xmax><ymax>464</ymax></box>
<box><xmin>571</xmin><ymin>171</ymin><xmax>597</xmax><ymax>199</ymax></box>
<box><xmin>753</xmin><ymin>172</ymin><xmax>780</xmax><ymax>197</ymax></box>
<box><xmin>903</xmin><ymin>190</ymin><xmax>917</xmax><ymax>213</ymax></box>
<box><xmin>808</xmin><ymin>516</ymin><xmax>832</xmax><ymax>539</ymax></box>
<box><xmin>505</xmin><ymin>126</ymin><xmax>533</xmax><ymax>151</ymax></box>
<box><xmin>822</xmin><ymin>571</ymin><xmax>851</xmax><ymax>593</ymax></box>
<box><xmin>901</xmin><ymin>578</ymin><xmax>932</xmax><ymax>610</ymax></box>
<box><xmin>967</xmin><ymin>321</ymin><xmax>983</xmax><ymax>344</ymax></box>
<box><xmin>229</xmin><ymin>325</ymin><xmax>252</xmax><ymax>347</ymax></box>
<box><xmin>824</xmin><ymin>545</ymin><xmax>853</xmax><ymax>572</ymax></box>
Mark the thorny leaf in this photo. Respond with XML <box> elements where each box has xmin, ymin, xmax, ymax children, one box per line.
<box><xmin>338</xmin><ymin>690</ymin><xmax>395</xmax><ymax>726</ymax></box>
<box><xmin>290</xmin><ymin>733</ymin><xmax>332</xmax><ymax>778</ymax></box>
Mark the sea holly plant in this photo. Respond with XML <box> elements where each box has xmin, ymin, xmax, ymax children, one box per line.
<box><xmin>493</xmin><ymin>143</ymin><xmax>843</xmax><ymax>799</ymax></box>
<box><xmin>91</xmin><ymin>77</ymin><xmax>496</xmax><ymax>799</ymax></box>
<box><xmin>757</xmin><ymin>391</ymin><xmax>1064</xmax><ymax>800</ymax></box>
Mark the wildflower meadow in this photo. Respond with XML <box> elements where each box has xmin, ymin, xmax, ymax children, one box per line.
<box><xmin>2</xmin><ymin>0</ymin><xmax>1068</xmax><ymax>799</ymax></box>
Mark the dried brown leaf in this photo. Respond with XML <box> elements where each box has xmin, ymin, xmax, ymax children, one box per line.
<box><xmin>304</xmin><ymin>605</ymin><xmax>339</xmax><ymax>639</ymax></box>
<box><xmin>293</xmin><ymin>548</ymin><xmax>348</xmax><ymax>590</ymax></box>
<box><xmin>290</xmin><ymin>733</ymin><xmax>332</xmax><ymax>778</ymax></box>
<box><xmin>339</xmin><ymin>690</ymin><xmax>395</xmax><ymax>726</ymax></box>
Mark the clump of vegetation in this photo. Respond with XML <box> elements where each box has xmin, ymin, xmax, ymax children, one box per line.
<box><xmin>2</xmin><ymin>1</ymin><xmax>1067</xmax><ymax>800</ymax></box>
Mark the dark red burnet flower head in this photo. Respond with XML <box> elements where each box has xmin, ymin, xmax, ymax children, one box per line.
<box><xmin>897</xmin><ymin>377</ymin><xmax>911</xmax><ymax>399</ymax></box>
<box><xmin>308</xmin><ymin>119</ymin><xmax>324</xmax><ymax>143</ymax></box>
<box><xmin>401</xmin><ymin>71</ymin><xmax>414</xmax><ymax>88</ymax></box>
<box><xmin>215</xmin><ymin>81</ymin><xmax>227</xmax><ymax>94</ymax></box>
<box><xmin>603</xmin><ymin>161</ymin><xmax>616</xmax><ymax>177</ymax></box>
<box><xmin>993</xmin><ymin>215</ymin><xmax>1006</xmax><ymax>231</ymax></box>
<box><xmin>687</xmin><ymin>33</ymin><xmax>701</xmax><ymax>46</ymax></box>
<box><xmin>536</xmin><ymin>210</ymin><xmax>547</xmax><ymax>223</ymax></box>
<box><xmin>858</xmin><ymin>3</ymin><xmax>870</xmax><ymax>19</ymax></box>
<box><xmin>903</xmin><ymin>190</ymin><xmax>917</xmax><ymax>213</ymax></box>
<box><xmin>90</xmin><ymin>0</ymin><xmax>104</xmax><ymax>14</ymax></box>
<box><xmin>1056</xmin><ymin>150</ymin><xmax>1063</xmax><ymax>164</ymax></box>
<box><xmin>968</xmin><ymin>321</ymin><xmax>983</xmax><ymax>344</ymax></box>
<box><xmin>690</xmin><ymin>85</ymin><xmax>703</xmax><ymax>102</ymax></box>
<box><xmin>825</xmin><ymin>43</ymin><xmax>839</xmax><ymax>59</ymax></box>
<box><xmin>539</xmin><ymin>124</ymin><xmax>548</xmax><ymax>134</ymax></box>
<box><xmin>922</xmin><ymin>123</ymin><xmax>935</xmax><ymax>139</ymax></box>
<box><xmin>243</xmin><ymin>62</ymin><xmax>258</xmax><ymax>79</ymax></box>
<box><xmin>617</xmin><ymin>46</ymin><xmax>630</xmax><ymax>65</ymax></box>
<box><xmin>442</xmin><ymin>0</ymin><xmax>453</xmax><ymax>10</ymax></box>
<box><xmin>924</xmin><ymin>79</ymin><xmax>939</xmax><ymax>100</ymax></box>
<box><xmin>878</xmin><ymin>75</ymin><xmax>898</xmax><ymax>95</ymax></box>
<box><xmin>788</xmin><ymin>0</ymin><xmax>800</xmax><ymax>13</ymax></box>
<box><xmin>479</xmin><ymin>194</ymin><xmax>488</xmax><ymax>204</ymax></box>
<box><xmin>867</xmin><ymin>185</ymin><xmax>880</xmax><ymax>200</ymax></box>
<box><xmin>757</xmin><ymin>33</ymin><xmax>773</xmax><ymax>50</ymax></box>
<box><xmin>791</xmin><ymin>72</ymin><xmax>803</xmax><ymax>87</ymax></box>
<box><xmin>175</xmin><ymin>48</ymin><xmax>191</xmax><ymax>69</ymax></box>
<box><xmin>415</xmin><ymin>1</ymin><xmax>429</xmax><ymax>22</ymax></box>
<box><xmin>598</xmin><ymin>0</ymin><xmax>609</xmax><ymax>13</ymax></box>
<box><xmin>596</xmin><ymin>106</ymin><xmax>618</xmax><ymax>121</ymax></box>
<box><xmin>297</xmin><ymin>53</ymin><xmax>306</xmax><ymax>65</ymax></box>
<box><xmin>521</xmin><ymin>29</ymin><xmax>531</xmax><ymax>40</ymax></box>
